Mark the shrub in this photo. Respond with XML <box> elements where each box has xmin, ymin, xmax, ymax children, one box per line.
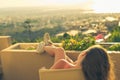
<box><xmin>108</xmin><ymin>26</ymin><xmax>120</xmax><ymax>42</ymax></box>
<box><xmin>108</xmin><ymin>44</ymin><xmax>120</xmax><ymax>51</ymax></box>
<box><xmin>62</xmin><ymin>37</ymin><xmax>95</xmax><ymax>51</ymax></box>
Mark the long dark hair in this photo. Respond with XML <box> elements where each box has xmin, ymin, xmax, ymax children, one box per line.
<box><xmin>82</xmin><ymin>45</ymin><xmax>115</xmax><ymax>80</ymax></box>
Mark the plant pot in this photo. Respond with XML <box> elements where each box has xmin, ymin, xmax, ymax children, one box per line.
<box><xmin>1</xmin><ymin>43</ymin><xmax>54</xmax><ymax>80</ymax></box>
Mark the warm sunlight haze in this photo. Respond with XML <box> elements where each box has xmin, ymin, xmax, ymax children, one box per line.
<box><xmin>0</xmin><ymin>1</ymin><xmax>120</xmax><ymax>80</ymax></box>
<box><xmin>92</xmin><ymin>0</ymin><xmax>120</xmax><ymax>13</ymax></box>
<box><xmin>0</xmin><ymin>0</ymin><xmax>120</xmax><ymax>13</ymax></box>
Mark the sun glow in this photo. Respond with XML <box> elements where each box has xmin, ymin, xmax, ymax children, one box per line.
<box><xmin>92</xmin><ymin>0</ymin><xmax>120</xmax><ymax>13</ymax></box>
<box><xmin>0</xmin><ymin>0</ymin><xmax>120</xmax><ymax>13</ymax></box>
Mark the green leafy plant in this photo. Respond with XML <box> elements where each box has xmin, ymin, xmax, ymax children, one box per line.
<box><xmin>27</xmin><ymin>46</ymin><xmax>36</xmax><ymax>50</ymax></box>
<box><xmin>108</xmin><ymin>44</ymin><xmax>120</xmax><ymax>51</ymax></box>
<box><xmin>62</xmin><ymin>37</ymin><xmax>95</xmax><ymax>51</ymax></box>
<box><xmin>108</xmin><ymin>26</ymin><xmax>120</xmax><ymax>42</ymax></box>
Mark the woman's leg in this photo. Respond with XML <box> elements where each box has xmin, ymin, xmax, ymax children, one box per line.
<box><xmin>44</xmin><ymin>45</ymin><xmax>66</xmax><ymax>63</ymax></box>
<box><xmin>44</xmin><ymin>45</ymin><xmax>73</xmax><ymax>63</ymax></box>
<box><xmin>43</xmin><ymin>33</ymin><xmax>73</xmax><ymax>63</ymax></box>
<box><xmin>36</xmin><ymin>41</ymin><xmax>73</xmax><ymax>63</ymax></box>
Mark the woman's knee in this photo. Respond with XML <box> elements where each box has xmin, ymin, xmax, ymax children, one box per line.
<box><xmin>57</xmin><ymin>47</ymin><xmax>64</xmax><ymax>52</ymax></box>
<box><xmin>55</xmin><ymin>47</ymin><xmax>65</xmax><ymax>54</ymax></box>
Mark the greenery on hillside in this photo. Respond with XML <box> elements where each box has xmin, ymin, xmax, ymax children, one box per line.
<box><xmin>108</xmin><ymin>26</ymin><xmax>120</xmax><ymax>42</ymax></box>
<box><xmin>0</xmin><ymin>8</ymin><xmax>120</xmax><ymax>44</ymax></box>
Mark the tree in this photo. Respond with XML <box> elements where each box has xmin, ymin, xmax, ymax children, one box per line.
<box><xmin>108</xmin><ymin>26</ymin><xmax>120</xmax><ymax>42</ymax></box>
<box><xmin>23</xmin><ymin>19</ymin><xmax>33</xmax><ymax>42</ymax></box>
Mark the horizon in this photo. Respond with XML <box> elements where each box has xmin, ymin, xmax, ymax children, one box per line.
<box><xmin>0</xmin><ymin>0</ymin><xmax>120</xmax><ymax>13</ymax></box>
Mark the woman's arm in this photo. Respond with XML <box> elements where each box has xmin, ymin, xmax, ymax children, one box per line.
<box><xmin>65</xmin><ymin>55</ymin><xmax>74</xmax><ymax>63</ymax></box>
<box><xmin>50</xmin><ymin>59</ymin><xmax>74</xmax><ymax>69</ymax></box>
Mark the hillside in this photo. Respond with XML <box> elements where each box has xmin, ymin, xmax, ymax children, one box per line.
<box><xmin>0</xmin><ymin>7</ymin><xmax>119</xmax><ymax>43</ymax></box>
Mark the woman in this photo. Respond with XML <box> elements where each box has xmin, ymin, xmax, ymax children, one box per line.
<box><xmin>37</xmin><ymin>33</ymin><xmax>115</xmax><ymax>80</ymax></box>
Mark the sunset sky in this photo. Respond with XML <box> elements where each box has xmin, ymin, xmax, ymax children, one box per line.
<box><xmin>0</xmin><ymin>0</ymin><xmax>120</xmax><ymax>13</ymax></box>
